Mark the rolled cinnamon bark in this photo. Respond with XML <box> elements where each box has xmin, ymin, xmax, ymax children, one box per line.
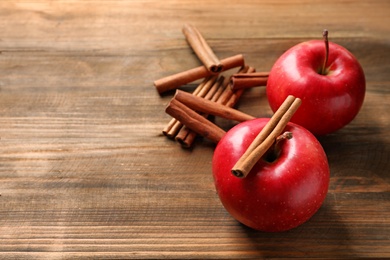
<box><xmin>163</xmin><ymin>76</ymin><xmax>217</xmax><ymax>138</ymax></box>
<box><xmin>231</xmin><ymin>95</ymin><xmax>302</xmax><ymax>178</ymax></box>
<box><xmin>182</xmin><ymin>23</ymin><xmax>223</xmax><ymax>74</ymax></box>
<box><xmin>175</xmin><ymin>76</ymin><xmax>225</xmax><ymax>145</ymax></box>
<box><xmin>165</xmin><ymin>99</ymin><xmax>226</xmax><ymax>143</ymax></box>
<box><xmin>178</xmin><ymin>66</ymin><xmax>254</xmax><ymax>148</ymax></box>
<box><xmin>174</xmin><ymin>90</ymin><xmax>255</xmax><ymax>122</ymax></box>
<box><xmin>154</xmin><ymin>54</ymin><xmax>245</xmax><ymax>94</ymax></box>
<box><xmin>230</xmin><ymin>72</ymin><xmax>269</xmax><ymax>90</ymax></box>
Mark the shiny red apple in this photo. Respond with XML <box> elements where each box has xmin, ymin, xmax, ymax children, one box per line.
<box><xmin>212</xmin><ymin>118</ymin><xmax>330</xmax><ymax>232</ymax></box>
<box><xmin>266</xmin><ymin>30</ymin><xmax>365</xmax><ymax>135</ymax></box>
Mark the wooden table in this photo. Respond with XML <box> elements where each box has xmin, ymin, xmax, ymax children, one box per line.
<box><xmin>0</xmin><ymin>1</ymin><xmax>389</xmax><ymax>259</ymax></box>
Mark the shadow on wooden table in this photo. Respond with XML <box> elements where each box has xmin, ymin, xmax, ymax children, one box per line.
<box><xmin>319</xmin><ymin>123</ymin><xmax>390</xmax><ymax>189</ymax></box>
<box><xmin>240</xmin><ymin>199</ymin><xmax>353</xmax><ymax>258</ymax></box>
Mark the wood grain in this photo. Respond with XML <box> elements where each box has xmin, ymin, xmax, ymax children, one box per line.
<box><xmin>0</xmin><ymin>0</ymin><xmax>389</xmax><ymax>258</ymax></box>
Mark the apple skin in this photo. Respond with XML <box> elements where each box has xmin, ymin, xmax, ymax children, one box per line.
<box><xmin>212</xmin><ymin>118</ymin><xmax>330</xmax><ymax>232</ymax></box>
<box><xmin>266</xmin><ymin>40</ymin><xmax>365</xmax><ymax>136</ymax></box>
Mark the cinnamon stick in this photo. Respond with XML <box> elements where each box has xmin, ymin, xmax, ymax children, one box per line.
<box><xmin>182</xmin><ymin>23</ymin><xmax>222</xmax><ymax>74</ymax></box>
<box><xmin>165</xmin><ymin>99</ymin><xmax>226</xmax><ymax>143</ymax></box>
<box><xmin>230</xmin><ymin>72</ymin><xmax>269</xmax><ymax>90</ymax></box>
<box><xmin>175</xmin><ymin>76</ymin><xmax>225</xmax><ymax>145</ymax></box>
<box><xmin>163</xmin><ymin>76</ymin><xmax>217</xmax><ymax>138</ymax></box>
<box><xmin>178</xmin><ymin>66</ymin><xmax>248</xmax><ymax>148</ymax></box>
<box><xmin>225</xmin><ymin>89</ymin><xmax>244</xmax><ymax>108</ymax></box>
<box><xmin>162</xmin><ymin>118</ymin><xmax>179</xmax><ymax>137</ymax></box>
<box><xmin>216</xmin><ymin>66</ymin><xmax>250</xmax><ymax>105</ymax></box>
<box><xmin>196</xmin><ymin>75</ymin><xmax>219</xmax><ymax>98</ymax></box>
<box><xmin>154</xmin><ymin>54</ymin><xmax>245</xmax><ymax>94</ymax></box>
<box><xmin>165</xmin><ymin>120</ymin><xmax>182</xmax><ymax>139</ymax></box>
<box><xmin>231</xmin><ymin>95</ymin><xmax>302</xmax><ymax>178</ymax></box>
<box><xmin>204</xmin><ymin>76</ymin><xmax>226</xmax><ymax>102</ymax></box>
<box><xmin>174</xmin><ymin>90</ymin><xmax>255</xmax><ymax>122</ymax></box>
<box><xmin>162</xmin><ymin>77</ymin><xmax>209</xmax><ymax>136</ymax></box>
<box><xmin>225</xmin><ymin>67</ymin><xmax>256</xmax><ymax>107</ymax></box>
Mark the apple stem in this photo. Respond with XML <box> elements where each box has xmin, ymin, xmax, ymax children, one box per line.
<box><xmin>273</xmin><ymin>131</ymin><xmax>293</xmax><ymax>155</ymax></box>
<box><xmin>264</xmin><ymin>132</ymin><xmax>293</xmax><ymax>163</ymax></box>
<box><xmin>321</xmin><ymin>29</ymin><xmax>329</xmax><ymax>75</ymax></box>
<box><xmin>275</xmin><ymin>131</ymin><xmax>293</xmax><ymax>145</ymax></box>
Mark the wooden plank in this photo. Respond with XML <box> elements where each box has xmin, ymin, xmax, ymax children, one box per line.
<box><xmin>0</xmin><ymin>0</ymin><xmax>389</xmax><ymax>258</ymax></box>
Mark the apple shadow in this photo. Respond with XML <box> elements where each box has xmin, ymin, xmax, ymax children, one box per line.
<box><xmin>239</xmin><ymin>196</ymin><xmax>354</xmax><ymax>258</ymax></box>
<box><xmin>317</xmin><ymin>124</ymin><xmax>390</xmax><ymax>184</ymax></box>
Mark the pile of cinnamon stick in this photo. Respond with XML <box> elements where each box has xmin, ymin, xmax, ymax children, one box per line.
<box><xmin>154</xmin><ymin>24</ymin><xmax>269</xmax><ymax>148</ymax></box>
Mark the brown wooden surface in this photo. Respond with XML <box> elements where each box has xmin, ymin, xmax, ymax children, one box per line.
<box><xmin>0</xmin><ymin>0</ymin><xmax>389</xmax><ymax>259</ymax></box>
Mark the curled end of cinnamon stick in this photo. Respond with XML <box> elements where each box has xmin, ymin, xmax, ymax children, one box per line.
<box><xmin>210</xmin><ymin>63</ymin><xmax>224</xmax><ymax>74</ymax></box>
<box><xmin>182</xmin><ymin>23</ymin><xmax>223</xmax><ymax>75</ymax></box>
<box><xmin>230</xmin><ymin>72</ymin><xmax>269</xmax><ymax>90</ymax></box>
<box><xmin>231</xmin><ymin>169</ymin><xmax>245</xmax><ymax>178</ymax></box>
<box><xmin>176</xmin><ymin>136</ymin><xmax>192</xmax><ymax>149</ymax></box>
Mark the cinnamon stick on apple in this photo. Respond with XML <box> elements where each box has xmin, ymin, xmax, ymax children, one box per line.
<box><xmin>231</xmin><ymin>95</ymin><xmax>302</xmax><ymax>178</ymax></box>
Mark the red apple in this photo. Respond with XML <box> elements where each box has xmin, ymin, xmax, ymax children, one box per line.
<box><xmin>266</xmin><ymin>30</ymin><xmax>365</xmax><ymax>136</ymax></box>
<box><xmin>212</xmin><ymin>118</ymin><xmax>330</xmax><ymax>232</ymax></box>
